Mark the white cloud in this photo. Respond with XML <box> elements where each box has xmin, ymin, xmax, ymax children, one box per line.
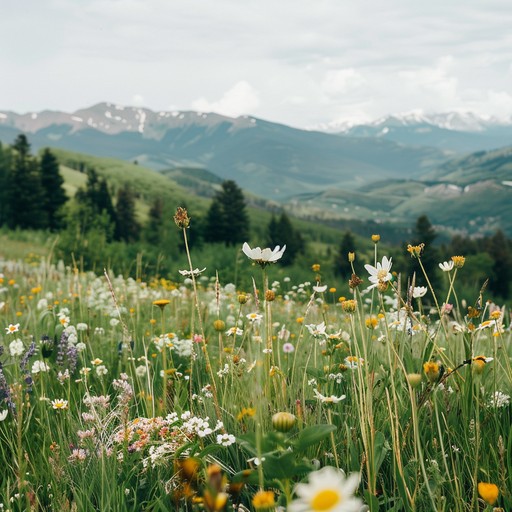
<box><xmin>322</xmin><ymin>68</ymin><xmax>366</xmax><ymax>97</ymax></box>
<box><xmin>131</xmin><ymin>94</ymin><xmax>146</xmax><ymax>106</ymax></box>
<box><xmin>2</xmin><ymin>1</ymin><xmax>512</xmax><ymax>126</ymax></box>
<box><xmin>192</xmin><ymin>81</ymin><xmax>260</xmax><ymax>118</ymax></box>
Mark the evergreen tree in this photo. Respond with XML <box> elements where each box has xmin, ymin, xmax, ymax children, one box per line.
<box><xmin>40</xmin><ymin>148</ymin><xmax>67</xmax><ymax>230</ymax></box>
<box><xmin>97</xmin><ymin>179</ymin><xmax>117</xmax><ymax>224</ymax></box>
<box><xmin>114</xmin><ymin>184</ymin><xmax>140</xmax><ymax>242</ymax></box>
<box><xmin>267</xmin><ymin>215</ymin><xmax>279</xmax><ymax>247</ymax></box>
<box><xmin>204</xmin><ymin>180</ymin><xmax>250</xmax><ymax>246</ymax></box>
<box><xmin>203</xmin><ymin>199</ymin><xmax>224</xmax><ymax>243</ymax></box>
<box><xmin>408</xmin><ymin>215</ymin><xmax>439</xmax><ymax>289</ymax></box>
<box><xmin>6</xmin><ymin>135</ymin><xmax>47</xmax><ymax>229</ymax></box>
<box><xmin>335</xmin><ymin>231</ymin><xmax>356</xmax><ymax>277</ymax></box>
<box><xmin>266</xmin><ymin>211</ymin><xmax>305</xmax><ymax>265</ymax></box>
<box><xmin>0</xmin><ymin>143</ymin><xmax>12</xmax><ymax>226</ymax></box>
<box><xmin>145</xmin><ymin>197</ymin><xmax>165</xmax><ymax>246</ymax></box>
<box><xmin>486</xmin><ymin>230</ymin><xmax>512</xmax><ymax>298</ymax></box>
<box><xmin>73</xmin><ymin>169</ymin><xmax>116</xmax><ymax>241</ymax></box>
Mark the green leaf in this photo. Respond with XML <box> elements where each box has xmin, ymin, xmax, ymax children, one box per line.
<box><xmin>373</xmin><ymin>431</ymin><xmax>390</xmax><ymax>474</ymax></box>
<box><xmin>198</xmin><ymin>443</ymin><xmax>224</xmax><ymax>459</ymax></box>
<box><xmin>293</xmin><ymin>424</ymin><xmax>336</xmax><ymax>451</ymax></box>
<box><xmin>262</xmin><ymin>451</ymin><xmax>297</xmax><ymax>479</ymax></box>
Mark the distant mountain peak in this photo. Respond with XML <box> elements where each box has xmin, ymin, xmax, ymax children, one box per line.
<box><xmin>327</xmin><ymin>110</ymin><xmax>512</xmax><ymax>134</ymax></box>
<box><xmin>0</xmin><ymin>102</ymin><xmax>259</xmax><ymax>137</ymax></box>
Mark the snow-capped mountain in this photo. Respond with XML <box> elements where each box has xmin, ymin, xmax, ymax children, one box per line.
<box><xmin>324</xmin><ymin>111</ymin><xmax>512</xmax><ymax>153</ymax></box>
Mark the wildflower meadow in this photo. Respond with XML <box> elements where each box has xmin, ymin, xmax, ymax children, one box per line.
<box><xmin>0</xmin><ymin>207</ymin><xmax>510</xmax><ymax>512</ymax></box>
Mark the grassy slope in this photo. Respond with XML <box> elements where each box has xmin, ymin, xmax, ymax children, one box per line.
<box><xmin>49</xmin><ymin>148</ymin><xmax>354</xmax><ymax>250</ymax></box>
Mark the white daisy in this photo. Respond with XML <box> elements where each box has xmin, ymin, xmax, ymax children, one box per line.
<box><xmin>439</xmin><ymin>261</ymin><xmax>454</xmax><ymax>272</ymax></box>
<box><xmin>289</xmin><ymin>466</ymin><xmax>363</xmax><ymax>512</ymax></box>
<box><xmin>242</xmin><ymin>242</ymin><xmax>286</xmax><ymax>266</ymax></box>
<box><xmin>364</xmin><ymin>256</ymin><xmax>392</xmax><ymax>289</ymax></box>
<box><xmin>313</xmin><ymin>389</ymin><xmax>346</xmax><ymax>404</ymax></box>
<box><xmin>178</xmin><ymin>267</ymin><xmax>206</xmax><ymax>277</ymax></box>
<box><xmin>412</xmin><ymin>286</ymin><xmax>428</xmax><ymax>299</ymax></box>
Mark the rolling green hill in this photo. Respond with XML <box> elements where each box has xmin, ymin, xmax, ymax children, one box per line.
<box><xmin>49</xmin><ymin>148</ymin><xmax>357</xmax><ymax>249</ymax></box>
<box><xmin>424</xmin><ymin>146</ymin><xmax>512</xmax><ymax>185</ymax></box>
<box><xmin>285</xmin><ymin>143</ymin><xmax>512</xmax><ymax>238</ymax></box>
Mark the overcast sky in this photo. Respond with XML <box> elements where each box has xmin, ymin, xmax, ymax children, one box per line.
<box><xmin>2</xmin><ymin>0</ymin><xmax>512</xmax><ymax>128</ymax></box>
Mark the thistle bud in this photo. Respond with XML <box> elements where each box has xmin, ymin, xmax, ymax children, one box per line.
<box><xmin>265</xmin><ymin>290</ymin><xmax>276</xmax><ymax>302</ymax></box>
<box><xmin>272</xmin><ymin>411</ymin><xmax>296</xmax><ymax>432</ymax></box>
<box><xmin>349</xmin><ymin>274</ymin><xmax>363</xmax><ymax>289</ymax></box>
<box><xmin>174</xmin><ymin>207</ymin><xmax>190</xmax><ymax>229</ymax></box>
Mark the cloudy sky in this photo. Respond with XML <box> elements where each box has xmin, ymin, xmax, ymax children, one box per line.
<box><xmin>2</xmin><ymin>0</ymin><xmax>512</xmax><ymax>128</ymax></box>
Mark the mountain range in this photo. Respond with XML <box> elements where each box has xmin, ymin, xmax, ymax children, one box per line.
<box><xmin>1</xmin><ymin>102</ymin><xmax>511</xmax><ymax>237</ymax></box>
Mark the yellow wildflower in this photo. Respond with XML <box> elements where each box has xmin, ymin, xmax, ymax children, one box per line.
<box><xmin>477</xmin><ymin>482</ymin><xmax>499</xmax><ymax>505</ymax></box>
<box><xmin>423</xmin><ymin>361</ymin><xmax>440</xmax><ymax>382</ymax></box>
<box><xmin>252</xmin><ymin>490</ymin><xmax>276</xmax><ymax>510</ymax></box>
<box><xmin>451</xmin><ymin>255</ymin><xmax>465</xmax><ymax>268</ymax></box>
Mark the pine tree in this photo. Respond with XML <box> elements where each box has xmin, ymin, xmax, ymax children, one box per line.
<box><xmin>145</xmin><ymin>197</ymin><xmax>165</xmax><ymax>246</ymax></box>
<box><xmin>204</xmin><ymin>199</ymin><xmax>224</xmax><ymax>243</ymax></box>
<box><xmin>266</xmin><ymin>211</ymin><xmax>305</xmax><ymax>265</ymax></box>
<box><xmin>204</xmin><ymin>180</ymin><xmax>250</xmax><ymax>246</ymax></box>
<box><xmin>96</xmin><ymin>179</ymin><xmax>117</xmax><ymax>225</ymax></box>
<box><xmin>40</xmin><ymin>148</ymin><xmax>67</xmax><ymax>230</ymax></box>
<box><xmin>409</xmin><ymin>215</ymin><xmax>439</xmax><ymax>289</ymax></box>
<box><xmin>335</xmin><ymin>231</ymin><xmax>356</xmax><ymax>277</ymax></box>
<box><xmin>0</xmin><ymin>143</ymin><xmax>12</xmax><ymax>226</ymax></box>
<box><xmin>6</xmin><ymin>135</ymin><xmax>47</xmax><ymax>229</ymax></box>
<box><xmin>114</xmin><ymin>184</ymin><xmax>140</xmax><ymax>242</ymax></box>
<box><xmin>73</xmin><ymin>169</ymin><xmax>116</xmax><ymax>241</ymax></box>
<box><xmin>486</xmin><ymin>230</ymin><xmax>512</xmax><ymax>298</ymax></box>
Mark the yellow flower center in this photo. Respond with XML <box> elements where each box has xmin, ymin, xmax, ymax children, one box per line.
<box><xmin>311</xmin><ymin>489</ymin><xmax>341</xmax><ymax>510</ymax></box>
<box><xmin>377</xmin><ymin>269</ymin><xmax>388</xmax><ymax>280</ymax></box>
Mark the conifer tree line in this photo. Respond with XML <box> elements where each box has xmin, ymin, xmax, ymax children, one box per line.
<box><xmin>0</xmin><ymin>135</ymin><xmax>67</xmax><ymax>230</ymax></box>
<box><xmin>334</xmin><ymin>215</ymin><xmax>512</xmax><ymax>299</ymax></box>
<box><xmin>0</xmin><ymin>135</ymin><xmax>307</xmax><ymax>266</ymax></box>
<box><xmin>0</xmin><ymin>135</ymin><xmax>141</xmax><ymax>243</ymax></box>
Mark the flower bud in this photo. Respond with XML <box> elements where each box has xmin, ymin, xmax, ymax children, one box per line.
<box><xmin>407</xmin><ymin>373</ymin><xmax>422</xmax><ymax>388</ymax></box>
<box><xmin>348</xmin><ymin>252</ymin><xmax>355</xmax><ymax>262</ymax></box>
<box><xmin>265</xmin><ymin>290</ymin><xmax>276</xmax><ymax>302</ymax></box>
<box><xmin>341</xmin><ymin>299</ymin><xmax>357</xmax><ymax>313</ymax></box>
<box><xmin>173</xmin><ymin>206</ymin><xmax>190</xmax><ymax>229</ymax></box>
<box><xmin>213</xmin><ymin>320</ymin><xmax>226</xmax><ymax>332</ymax></box>
<box><xmin>371</xmin><ymin>234</ymin><xmax>380</xmax><ymax>243</ymax></box>
<box><xmin>272</xmin><ymin>411</ymin><xmax>296</xmax><ymax>432</ymax></box>
<box><xmin>238</xmin><ymin>293</ymin><xmax>248</xmax><ymax>304</ymax></box>
<box><xmin>377</xmin><ymin>280</ymin><xmax>389</xmax><ymax>293</ymax></box>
